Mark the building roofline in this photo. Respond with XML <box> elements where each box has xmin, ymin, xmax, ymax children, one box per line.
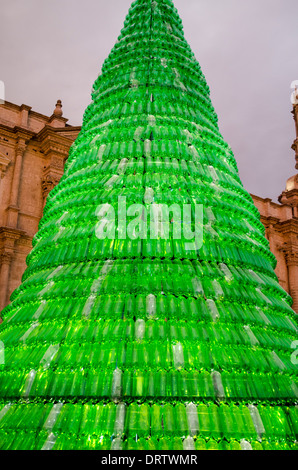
<box><xmin>0</xmin><ymin>100</ymin><xmax>78</xmax><ymax>127</ymax></box>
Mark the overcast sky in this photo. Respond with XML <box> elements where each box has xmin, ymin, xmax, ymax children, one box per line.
<box><xmin>0</xmin><ymin>0</ymin><xmax>297</xmax><ymax>201</ymax></box>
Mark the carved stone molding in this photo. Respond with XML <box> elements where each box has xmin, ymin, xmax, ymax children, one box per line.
<box><xmin>50</xmin><ymin>155</ymin><xmax>64</xmax><ymax>170</ymax></box>
<box><xmin>0</xmin><ymin>153</ymin><xmax>10</xmax><ymax>179</ymax></box>
<box><xmin>0</xmin><ymin>226</ymin><xmax>25</xmax><ymax>249</ymax></box>
<box><xmin>277</xmin><ymin>242</ymin><xmax>298</xmax><ymax>266</ymax></box>
<box><xmin>16</xmin><ymin>140</ymin><xmax>27</xmax><ymax>157</ymax></box>
<box><xmin>16</xmin><ymin>236</ymin><xmax>33</xmax><ymax>248</ymax></box>
<box><xmin>41</xmin><ymin>173</ymin><xmax>61</xmax><ymax>200</ymax></box>
<box><xmin>37</xmin><ymin>127</ymin><xmax>72</xmax><ymax>160</ymax></box>
<box><xmin>284</xmin><ymin>251</ymin><xmax>298</xmax><ymax>266</ymax></box>
<box><xmin>0</xmin><ymin>251</ymin><xmax>13</xmax><ymax>266</ymax></box>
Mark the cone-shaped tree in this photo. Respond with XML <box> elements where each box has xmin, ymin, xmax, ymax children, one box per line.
<box><xmin>0</xmin><ymin>0</ymin><xmax>297</xmax><ymax>451</ymax></box>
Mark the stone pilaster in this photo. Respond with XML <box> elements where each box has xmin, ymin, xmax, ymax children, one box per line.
<box><xmin>0</xmin><ymin>251</ymin><xmax>13</xmax><ymax>313</ymax></box>
<box><xmin>292</xmin><ymin>139</ymin><xmax>298</xmax><ymax>170</ymax></box>
<box><xmin>0</xmin><ymin>227</ymin><xmax>24</xmax><ymax>315</ymax></box>
<box><xmin>292</xmin><ymin>101</ymin><xmax>298</xmax><ymax>170</ymax></box>
<box><xmin>6</xmin><ymin>138</ymin><xmax>27</xmax><ymax>228</ymax></box>
<box><xmin>283</xmin><ymin>249</ymin><xmax>298</xmax><ymax>313</ymax></box>
<box><xmin>293</xmin><ymin>103</ymin><xmax>298</xmax><ymax>137</ymax></box>
<box><xmin>39</xmin><ymin>131</ymin><xmax>69</xmax><ymax>207</ymax></box>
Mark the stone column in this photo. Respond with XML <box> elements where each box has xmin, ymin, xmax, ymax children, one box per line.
<box><xmin>6</xmin><ymin>140</ymin><xmax>27</xmax><ymax>228</ymax></box>
<box><xmin>0</xmin><ymin>252</ymin><xmax>13</xmax><ymax>314</ymax></box>
<box><xmin>292</xmin><ymin>103</ymin><xmax>298</xmax><ymax>170</ymax></box>
<box><xmin>10</xmin><ymin>140</ymin><xmax>26</xmax><ymax>206</ymax></box>
<box><xmin>285</xmin><ymin>251</ymin><xmax>298</xmax><ymax>314</ymax></box>
<box><xmin>294</xmin><ymin>104</ymin><xmax>298</xmax><ymax>139</ymax></box>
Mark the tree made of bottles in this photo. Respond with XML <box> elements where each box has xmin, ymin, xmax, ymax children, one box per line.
<box><xmin>0</xmin><ymin>0</ymin><xmax>297</xmax><ymax>451</ymax></box>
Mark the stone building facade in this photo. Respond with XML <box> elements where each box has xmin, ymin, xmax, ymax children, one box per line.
<box><xmin>0</xmin><ymin>99</ymin><xmax>297</xmax><ymax>316</ymax></box>
<box><xmin>252</xmin><ymin>95</ymin><xmax>298</xmax><ymax>313</ymax></box>
<box><xmin>0</xmin><ymin>100</ymin><xmax>80</xmax><ymax>312</ymax></box>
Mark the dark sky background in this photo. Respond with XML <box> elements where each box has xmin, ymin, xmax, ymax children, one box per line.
<box><xmin>0</xmin><ymin>0</ymin><xmax>297</xmax><ymax>201</ymax></box>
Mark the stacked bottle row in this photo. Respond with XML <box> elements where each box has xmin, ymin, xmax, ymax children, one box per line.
<box><xmin>63</xmin><ymin>143</ymin><xmax>236</xmax><ymax>186</ymax></box>
<box><xmin>1</xmin><ymin>366</ymin><xmax>297</xmax><ymax>401</ymax></box>
<box><xmin>30</xmin><ymin>210</ymin><xmax>268</xmax><ymax>273</ymax></box>
<box><xmin>82</xmin><ymin>108</ymin><xmax>216</xmax><ymax>148</ymax></box>
<box><xmin>25</xmin><ymin>221</ymin><xmax>275</xmax><ymax>281</ymax></box>
<box><xmin>63</xmin><ymin>123</ymin><xmax>231</xmax><ymax>172</ymax></box>
<box><xmin>49</xmin><ymin>152</ymin><xmax>248</xmax><ymax>209</ymax></box>
<box><xmin>1</xmin><ymin>431</ymin><xmax>297</xmax><ymax>451</ymax></box>
<box><xmin>1</xmin><ymin>310</ymin><xmax>296</xmax><ymax>358</ymax></box>
<box><xmin>32</xmin><ymin>203</ymin><xmax>266</xmax><ymax>266</ymax></box>
<box><xmin>0</xmin><ymin>401</ymin><xmax>297</xmax><ymax>441</ymax></box>
<box><xmin>4</xmin><ymin>276</ymin><xmax>297</xmax><ymax>334</ymax></box>
<box><xmin>46</xmin><ymin>164</ymin><xmax>245</xmax><ymax>209</ymax></box>
<box><xmin>4</xmin><ymin>283</ymin><xmax>294</xmax><ymax>352</ymax></box>
<box><xmin>5</xmin><ymin>288</ymin><xmax>297</xmax><ymax>332</ymax></box>
<box><xmin>11</xmin><ymin>254</ymin><xmax>298</xmax><ymax>308</ymax></box>
<box><xmin>73</xmin><ymin>115</ymin><xmax>230</xmax><ymax>176</ymax></box>
<box><xmin>89</xmin><ymin>75</ymin><xmax>216</xmax><ymax>126</ymax></box>
<box><xmin>2</xmin><ymin>301</ymin><xmax>294</xmax><ymax>355</ymax></box>
<box><xmin>94</xmin><ymin>58</ymin><xmax>210</xmax><ymax>106</ymax></box>
<box><xmin>41</xmin><ymin>175</ymin><xmax>259</xmax><ymax>237</ymax></box>
<box><xmin>4</xmin><ymin>259</ymin><xmax>295</xmax><ymax>335</ymax></box>
<box><xmin>0</xmin><ymin>312</ymin><xmax>296</xmax><ymax>401</ymax></box>
<box><xmin>3</xmin><ymin>298</ymin><xmax>297</xmax><ymax>337</ymax></box>
<box><xmin>88</xmin><ymin>87</ymin><xmax>217</xmax><ymax>141</ymax></box>
<box><xmin>41</xmin><ymin>142</ymin><xmax>252</xmax><ymax>210</ymax></box>
<box><xmin>0</xmin><ymin>401</ymin><xmax>297</xmax><ymax>448</ymax></box>
<box><xmin>82</xmin><ymin>87</ymin><xmax>219</xmax><ymax>142</ymax></box>
<box><xmin>20</xmin><ymin>243</ymin><xmax>287</xmax><ymax>309</ymax></box>
<box><xmin>1</xmin><ymin>308</ymin><xmax>295</xmax><ymax>371</ymax></box>
<box><xmin>91</xmin><ymin>67</ymin><xmax>214</xmax><ymax>124</ymax></box>
<box><xmin>57</xmin><ymin>136</ymin><xmax>238</xmax><ymax>194</ymax></box>
<box><xmin>1</xmin><ymin>338</ymin><xmax>297</xmax><ymax>381</ymax></box>
<box><xmin>32</xmin><ymin>212</ymin><xmax>269</xmax><ymax>275</ymax></box>
<box><xmin>93</xmin><ymin>55</ymin><xmax>209</xmax><ymax>99</ymax></box>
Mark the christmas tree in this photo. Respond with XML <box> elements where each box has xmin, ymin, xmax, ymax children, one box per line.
<box><xmin>0</xmin><ymin>0</ymin><xmax>297</xmax><ymax>450</ymax></box>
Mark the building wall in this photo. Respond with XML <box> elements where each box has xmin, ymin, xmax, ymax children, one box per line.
<box><xmin>0</xmin><ymin>101</ymin><xmax>80</xmax><ymax>312</ymax></box>
<box><xmin>0</xmin><ymin>100</ymin><xmax>297</xmax><ymax>316</ymax></box>
<box><xmin>252</xmin><ymin>194</ymin><xmax>298</xmax><ymax>312</ymax></box>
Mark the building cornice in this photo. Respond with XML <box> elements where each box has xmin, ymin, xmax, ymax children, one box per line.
<box><xmin>251</xmin><ymin>193</ymin><xmax>285</xmax><ymax>211</ymax></box>
<box><xmin>0</xmin><ymin>123</ymin><xmax>35</xmax><ymax>141</ymax></box>
<box><xmin>0</xmin><ymin>226</ymin><xmax>27</xmax><ymax>252</ymax></box>
<box><xmin>277</xmin><ymin>217</ymin><xmax>298</xmax><ymax>230</ymax></box>
<box><xmin>0</xmin><ymin>226</ymin><xmax>33</xmax><ymax>256</ymax></box>
<box><xmin>1</xmin><ymin>100</ymin><xmax>65</xmax><ymax>125</ymax></box>
<box><xmin>259</xmin><ymin>215</ymin><xmax>281</xmax><ymax>229</ymax></box>
<box><xmin>31</xmin><ymin>126</ymin><xmax>79</xmax><ymax>165</ymax></box>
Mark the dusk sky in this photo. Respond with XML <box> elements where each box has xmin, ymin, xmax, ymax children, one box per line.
<box><xmin>0</xmin><ymin>0</ymin><xmax>297</xmax><ymax>201</ymax></box>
